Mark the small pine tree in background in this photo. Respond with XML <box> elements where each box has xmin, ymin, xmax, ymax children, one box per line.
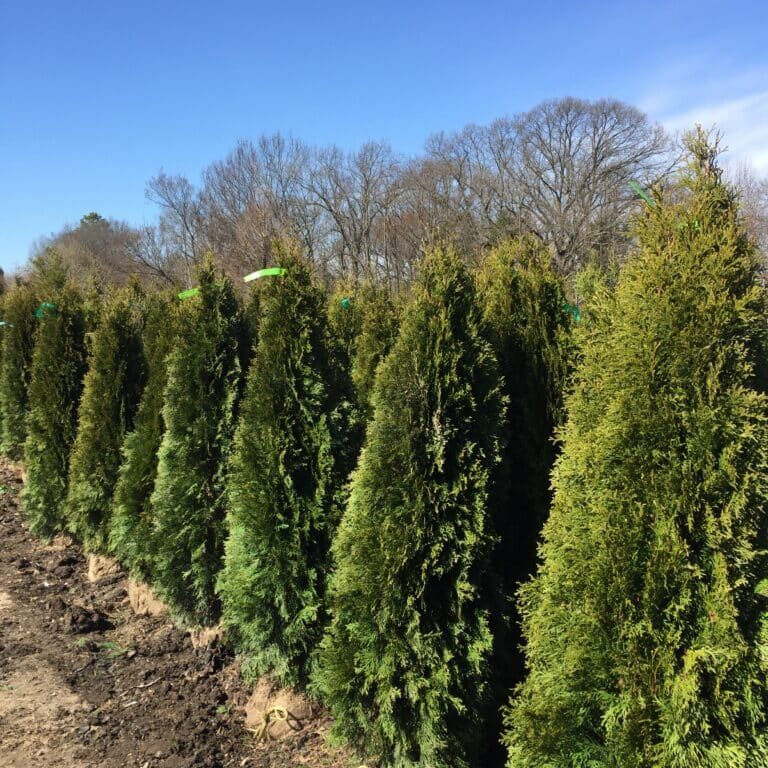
<box><xmin>109</xmin><ymin>292</ymin><xmax>178</xmax><ymax>579</ymax></box>
<box><xmin>0</xmin><ymin>283</ymin><xmax>39</xmax><ymax>458</ymax></box>
<box><xmin>65</xmin><ymin>282</ymin><xmax>147</xmax><ymax>550</ymax></box>
<box><xmin>151</xmin><ymin>260</ymin><xmax>249</xmax><ymax>625</ymax></box>
<box><xmin>218</xmin><ymin>252</ymin><xmax>357</xmax><ymax>686</ymax></box>
<box><xmin>503</xmin><ymin>131</ymin><xmax>768</xmax><ymax>766</ymax></box>
<box><xmin>22</xmin><ymin>282</ymin><xmax>87</xmax><ymax>537</ymax></box>
<box><xmin>314</xmin><ymin>244</ymin><xmax>506</xmax><ymax>768</ymax></box>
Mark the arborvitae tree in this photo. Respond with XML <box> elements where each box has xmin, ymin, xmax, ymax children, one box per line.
<box><xmin>151</xmin><ymin>261</ymin><xmax>249</xmax><ymax>625</ymax></box>
<box><xmin>473</xmin><ymin>238</ymin><xmax>573</xmax><ymax>764</ymax></box>
<box><xmin>65</xmin><ymin>283</ymin><xmax>147</xmax><ymax>551</ymax></box>
<box><xmin>572</xmin><ymin>260</ymin><xmax>612</xmax><ymax>325</ymax></box>
<box><xmin>503</xmin><ymin>132</ymin><xmax>768</xmax><ymax>766</ymax></box>
<box><xmin>327</xmin><ymin>280</ymin><xmax>364</xmax><ymax>364</ymax></box>
<box><xmin>109</xmin><ymin>293</ymin><xmax>177</xmax><ymax>579</ymax></box>
<box><xmin>326</xmin><ymin>280</ymin><xmax>398</xmax><ymax>434</ymax></box>
<box><xmin>0</xmin><ymin>283</ymin><xmax>39</xmax><ymax>458</ymax></box>
<box><xmin>350</xmin><ymin>283</ymin><xmax>399</xmax><ymax>420</ymax></box>
<box><xmin>242</xmin><ymin>282</ymin><xmax>262</xmax><ymax>345</ymax></box>
<box><xmin>21</xmin><ymin>283</ymin><xmax>87</xmax><ymax>537</ymax></box>
<box><xmin>218</xmin><ymin>254</ymin><xmax>357</xmax><ymax>685</ymax></box>
<box><xmin>314</xmin><ymin>244</ymin><xmax>506</xmax><ymax>768</ymax></box>
<box><xmin>476</xmin><ymin>236</ymin><xmax>572</xmax><ymax>587</ymax></box>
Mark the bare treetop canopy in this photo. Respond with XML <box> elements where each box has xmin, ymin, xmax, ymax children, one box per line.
<box><xmin>28</xmin><ymin>96</ymin><xmax>735</xmax><ymax>291</ymax></box>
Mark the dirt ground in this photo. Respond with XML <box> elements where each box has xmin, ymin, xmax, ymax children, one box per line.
<box><xmin>0</xmin><ymin>460</ymin><xmax>359</xmax><ymax>768</ymax></box>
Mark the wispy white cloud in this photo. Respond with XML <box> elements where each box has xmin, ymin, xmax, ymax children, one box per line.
<box><xmin>663</xmin><ymin>90</ymin><xmax>768</xmax><ymax>174</ymax></box>
<box><xmin>638</xmin><ymin>65</ymin><xmax>768</xmax><ymax>175</ymax></box>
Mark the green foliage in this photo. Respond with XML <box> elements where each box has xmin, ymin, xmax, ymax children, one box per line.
<box><xmin>477</xmin><ymin>236</ymin><xmax>572</xmax><ymax>581</ymax></box>
<box><xmin>476</xmin><ymin>237</ymin><xmax>572</xmax><ymax>592</ymax></box>
<box><xmin>65</xmin><ymin>283</ymin><xmax>147</xmax><ymax>551</ymax></box>
<box><xmin>150</xmin><ymin>260</ymin><xmax>249</xmax><ymax>625</ymax></box>
<box><xmin>242</xmin><ymin>284</ymin><xmax>263</xmax><ymax>345</ymax></box>
<box><xmin>327</xmin><ymin>280</ymin><xmax>364</xmax><ymax>364</ymax></box>
<box><xmin>326</xmin><ymin>279</ymin><xmax>398</xmax><ymax>435</ymax></box>
<box><xmin>0</xmin><ymin>284</ymin><xmax>39</xmax><ymax>458</ymax></box>
<box><xmin>109</xmin><ymin>292</ymin><xmax>178</xmax><ymax>579</ymax></box>
<box><xmin>350</xmin><ymin>283</ymin><xmax>399</xmax><ymax>420</ymax></box>
<box><xmin>218</xmin><ymin>253</ymin><xmax>358</xmax><ymax>686</ymax></box>
<box><xmin>314</xmin><ymin>244</ymin><xmax>506</xmax><ymax>768</ymax></box>
<box><xmin>21</xmin><ymin>283</ymin><xmax>87</xmax><ymax>537</ymax></box>
<box><xmin>475</xmin><ymin>238</ymin><xmax>573</xmax><ymax>761</ymax></box>
<box><xmin>503</xmin><ymin>132</ymin><xmax>768</xmax><ymax>766</ymax></box>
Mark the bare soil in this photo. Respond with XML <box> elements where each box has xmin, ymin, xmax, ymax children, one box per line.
<box><xmin>0</xmin><ymin>460</ymin><xmax>358</xmax><ymax>768</ymax></box>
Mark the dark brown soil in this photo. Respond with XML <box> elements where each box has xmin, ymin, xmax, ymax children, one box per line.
<box><xmin>0</xmin><ymin>460</ymin><xmax>358</xmax><ymax>768</ymax></box>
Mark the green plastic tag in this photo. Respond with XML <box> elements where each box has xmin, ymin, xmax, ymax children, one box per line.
<box><xmin>564</xmin><ymin>302</ymin><xmax>581</xmax><ymax>324</ymax></box>
<box><xmin>243</xmin><ymin>267</ymin><xmax>286</xmax><ymax>282</ymax></box>
<box><xmin>340</xmin><ymin>297</ymin><xmax>351</xmax><ymax>309</ymax></box>
<box><xmin>178</xmin><ymin>287</ymin><xmax>200</xmax><ymax>300</ymax></box>
<box><xmin>629</xmin><ymin>180</ymin><xmax>655</xmax><ymax>207</ymax></box>
<box><xmin>35</xmin><ymin>301</ymin><xmax>57</xmax><ymax>319</ymax></box>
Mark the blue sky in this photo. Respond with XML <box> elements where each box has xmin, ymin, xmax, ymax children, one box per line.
<box><xmin>1</xmin><ymin>0</ymin><xmax>766</xmax><ymax>273</ymax></box>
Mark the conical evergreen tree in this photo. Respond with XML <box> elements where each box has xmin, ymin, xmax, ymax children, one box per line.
<box><xmin>474</xmin><ymin>237</ymin><xmax>573</xmax><ymax>764</ymax></box>
<box><xmin>327</xmin><ymin>280</ymin><xmax>364</xmax><ymax>365</ymax></box>
<box><xmin>109</xmin><ymin>292</ymin><xmax>178</xmax><ymax>579</ymax></box>
<box><xmin>314</xmin><ymin>244</ymin><xmax>506</xmax><ymax>768</ymax></box>
<box><xmin>150</xmin><ymin>260</ymin><xmax>249</xmax><ymax>625</ymax></box>
<box><xmin>476</xmin><ymin>236</ymin><xmax>572</xmax><ymax>590</ymax></box>
<box><xmin>22</xmin><ymin>282</ymin><xmax>87</xmax><ymax>537</ymax></box>
<box><xmin>503</xmin><ymin>132</ymin><xmax>768</xmax><ymax>766</ymax></box>
<box><xmin>326</xmin><ymin>280</ymin><xmax>398</xmax><ymax>438</ymax></box>
<box><xmin>326</xmin><ymin>282</ymin><xmax>367</xmax><ymax>452</ymax></box>
<box><xmin>350</xmin><ymin>283</ymin><xmax>399</xmax><ymax>420</ymax></box>
<box><xmin>0</xmin><ymin>282</ymin><xmax>39</xmax><ymax>458</ymax></box>
<box><xmin>65</xmin><ymin>283</ymin><xmax>147</xmax><ymax>550</ymax></box>
<box><xmin>218</xmin><ymin>253</ymin><xmax>358</xmax><ymax>685</ymax></box>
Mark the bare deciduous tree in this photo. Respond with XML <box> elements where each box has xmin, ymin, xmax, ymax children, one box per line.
<box><xmin>729</xmin><ymin>162</ymin><xmax>768</xmax><ymax>273</ymax></box>
<box><xmin>510</xmin><ymin>97</ymin><xmax>673</xmax><ymax>272</ymax></box>
<box><xmin>146</xmin><ymin>172</ymin><xmax>202</xmax><ymax>284</ymax></box>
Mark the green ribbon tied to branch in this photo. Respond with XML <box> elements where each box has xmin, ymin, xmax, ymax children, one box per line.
<box><xmin>35</xmin><ymin>301</ymin><xmax>57</xmax><ymax>319</ymax></box>
<box><xmin>629</xmin><ymin>180</ymin><xmax>655</xmax><ymax>207</ymax></box>
<box><xmin>564</xmin><ymin>302</ymin><xmax>581</xmax><ymax>324</ymax></box>
<box><xmin>178</xmin><ymin>287</ymin><xmax>200</xmax><ymax>300</ymax></box>
<box><xmin>243</xmin><ymin>267</ymin><xmax>286</xmax><ymax>282</ymax></box>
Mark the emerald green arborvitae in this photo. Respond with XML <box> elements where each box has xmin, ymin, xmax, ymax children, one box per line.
<box><xmin>350</xmin><ymin>283</ymin><xmax>399</xmax><ymax>420</ymax></box>
<box><xmin>328</xmin><ymin>281</ymin><xmax>364</xmax><ymax>365</ymax></box>
<box><xmin>151</xmin><ymin>261</ymin><xmax>248</xmax><ymax>625</ymax></box>
<box><xmin>477</xmin><ymin>237</ymin><xmax>572</xmax><ymax>583</ymax></box>
<box><xmin>474</xmin><ymin>237</ymin><xmax>573</xmax><ymax>763</ymax></box>
<box><xmin>22</xmin><ymin>284</ymin><xmax>87</xmax><ymax>537</ymax></box>
<box><xmin>326</xmin><ymin>280</ymin><xmax>398</xmax><ymax>437</ymax></box>
<box><xmin>314</xmin><ymin>244</ymin><xmax>506</xmax><ymax>768</ymax></box>
<box><xmin>0</xmin><ymin>283</ymin><xmax>39</xmax><ymax>458</ymax></box>
<box><xmin>218</xmin><ymin>255</ymin><xmax>358</xmax><ymax>686</ymax></box>
<box><xmin>65</xmin><ymin>283</ymin><xmax>147</xmax><ymax>551</ymax></box>
<box><xmin>503</xmin><ymin>131</ymin><xmax>768</xmax><ymax>767</ymax></box>
<box><xmin>109</xmin><ymin>292</ymin><xmax>177</xmax><ymax>579</ymax></box>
